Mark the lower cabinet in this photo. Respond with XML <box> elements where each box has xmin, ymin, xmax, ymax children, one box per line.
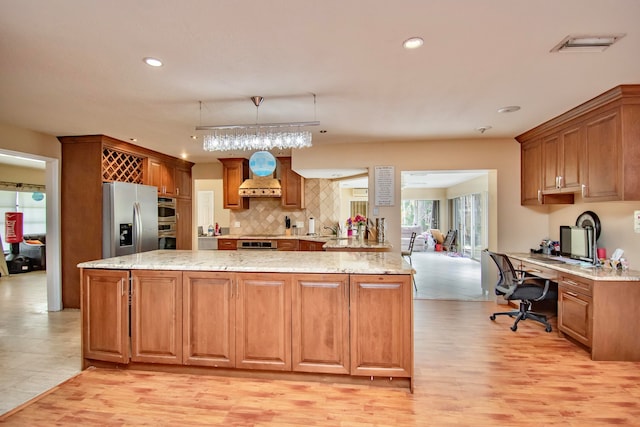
<box><xmin>130</xmin><ymin>271</ymin><xmax>183</xmax><ymax>364</ymax></box>
<box><xmin>292</xmin><ymin>274</ymin><xmax>350</xmax><ymax>374</ymax></box>
<box><xmin>299</xmin><ymin>240</ymin><xmax>326</xmax><ymax>251</ymax></box>
<box><xmin>82</xmin><ymin>269</ymin><xmax>130</xmax><ymax>364</ymax></box>
<box><xmin>82</xmin><ymin>269</ymin><xmax>412</xmax><ymax>382</ymax></box>
<box><xmin>350</xmin><ymin>274</ymin><xmax>413</xmax><ymax>378</ymax></box>
<box><xmin>558</xmin><ymin>277</ymin><xmax>592</xmax><ymax>347</ymax></box>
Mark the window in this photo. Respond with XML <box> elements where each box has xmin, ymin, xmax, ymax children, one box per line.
<box><xmin>349</xmin><ymin>201</ymin><xmax>368</xmax><ymax>219</ymax></box>
<box><xmin>401</xmin><ymin>200</ymin><xmax>439</xmax><ymax>230</ymax></box>
<box><xmin>451</xmin><ymin>193</ymin><xmax>484</xmax><ymax>260</ymax></box>
<box><xmin>0</xmin><ymin>191</ymin><xmax>46</xmax><ymax>252</ymax></box>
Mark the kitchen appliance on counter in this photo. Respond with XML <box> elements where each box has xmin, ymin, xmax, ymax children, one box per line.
<box><xmin>103</xmin><ymin>182</ymin><xmax>158</xmax><ymax>258</ymax></box>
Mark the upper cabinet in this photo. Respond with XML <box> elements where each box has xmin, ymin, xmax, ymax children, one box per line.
<box><xmin>279</xmin><ymin>157</ymin><xmax>305</xmax><ymax>209</ymax></box>
<box><xmin>175</xmin><ymin>166</ymin><xmax>192</xmax><ymax>199</ymax></box>
<box><xmin>149</xmin><ymin>158</ymin><xmax>176</xmax><ymax>196</ymax></box>
<box><xmin>517</xmin><ymin>85</ymin><xmax>640</xmax><ymax>205</ymax></box>
<box><xmin>219</xmin><ymin>158</ymin><xmax>250</xmax><ymax>210</ymax></box>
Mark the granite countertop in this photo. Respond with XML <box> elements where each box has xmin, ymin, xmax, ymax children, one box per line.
<box><xmin>322</xmin><ymin>237</ymin><xmax>392</xmax><ymax>250</ymax></box>
<box><xmin>78</xmin><ymin>250</ymin><xmax>412</xmax><ymax>275</ymax></box>
<box><xmin>212</xmin><ymin>234</ymin><xmax>334</xmax><ymax>242</ymax></box>
<box><xmin>509</xmin><ymin>253</ymin><xmax>640</xmax><ymax>282</ymax></box>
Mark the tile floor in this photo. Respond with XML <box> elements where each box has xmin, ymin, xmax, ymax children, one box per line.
<box><xmin>411</xmin><ymin>250</ymin><xmax>491</xmax><ymax>301</ymax></box>
<box><xmin>0</xmin><ymin>271</ymin><xmax>81</xmax><ymax>415</ymax></box>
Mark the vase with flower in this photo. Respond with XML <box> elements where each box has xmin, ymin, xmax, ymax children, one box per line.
<box><xmin>346</xmin><ymin>214</ymin><xmax>367</xmax><ymax>242</ymax></box>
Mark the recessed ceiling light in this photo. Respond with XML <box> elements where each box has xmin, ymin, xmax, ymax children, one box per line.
<box><xmin>403</xmin><ymin>37</ymin><xmax>424</xmax><ymax>49</ymax></box>
<box><xmin>550</xmin><ymin>34</ymin><xmax>625</xmax><ymax>53</ymax></box>
<box><xmin>190</xmin><ymin>135</ymin><xmax>198</xmax><ymax>140</ymax></box>
<box><xmin>143</xmin><ymin>57</ymin><xmax>163</xmax><ymax>67</ymax></box>
<box><xmin>320</xmin><ymin>129</ymin><xmax>327</xmax><ymax>134</ymax></box>
<box><xmin>130</xmin><ymin>138</ymin><xmax>137</xmax><ymax>142</ymax></box>
<box><xmin>181</xmin><ymin>153</ymin><xmax>188</xmax><ymax>159</ymax></box>
<box><xmin>497</xmin><ymin>106</ymin><xmax>521</xmax><ymax>114</ymax></box>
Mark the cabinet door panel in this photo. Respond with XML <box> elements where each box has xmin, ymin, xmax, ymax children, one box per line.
<box><xmin>583</xmin><ymin>110</ymin><xmax>621</xmax><ymax>200</ymax></box>
<box><xmin>521</xmin><ymin>139</ymin><xmax>542</xmax><ymax>205</ymax></box>
<box><xmin>183</xmin><ymin>272</ymin><xmax>235</xmax><ymax>367</ymax></box>
<box><xmin>236</xmin><ymin>273</ymin><xmax>291</xmax><ymax>370</ymax></box>
<box><xmin>292</xmin><ymin>274</ymin><xmax>349</xmax><ymax>374</ymax></box>
<box><xmin>131</xmin><ymin>271</ymin><xmax>183</xmax><ymax>364</ymax></box>
<box><xmin>176</xmin><ymin>198</ymin><xmax>192</xmax><ymax>250</ymax></box>
<box><xmin>82</xmin><ymin>269</ymin><xmax>129</xmax><ymax>363</ymax></box>
<box><xmin>560</xmin><ymin>126</ymin><xmax>583</xmax><ymax>189</ymax></box>
<box><xmin>558</xmin><ymin>289</ymin><xmax>592</xmax><ymax>346</ymax></box>
<box><xmin>350</xmin><ymin>275</ymin><xmax>412</xmax><ymax>377</ymax></box>
<box><xmin>542</xmin><ymin>134</ymin><xmax>560</xmax><ymax>191</ymax></box>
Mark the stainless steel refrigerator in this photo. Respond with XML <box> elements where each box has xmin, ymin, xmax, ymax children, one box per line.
<box><xmin>103</xmin><ymin>182</ymin><xmax>158</xmax><ymax>258</ymax></box>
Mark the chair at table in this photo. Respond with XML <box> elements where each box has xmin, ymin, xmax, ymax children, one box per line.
<box><xmin>486</xmin><ymin>250</ymin><xmax>556</xmax><ymax>332</ymax></box>
<box><xmin>442</xmin><ymin>230</ymin><xmax>457</xmax><ymax>253</ymax></box>
<box><xmin>402</xmin><ymin>232</ymin><xmax>417</xmax><ymax>291</ymax></box>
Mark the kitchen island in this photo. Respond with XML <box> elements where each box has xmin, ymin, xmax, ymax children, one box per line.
<box><xmin>78</xmin><ymin>250</ymin><xmax>414</xmax><ymax>390</ymax></box>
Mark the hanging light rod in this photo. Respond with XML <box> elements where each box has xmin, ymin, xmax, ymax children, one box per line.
<box><xmin>196</xmin><ymin>121</ymin><xmax>320</xmax><ymax>131</ymax></box>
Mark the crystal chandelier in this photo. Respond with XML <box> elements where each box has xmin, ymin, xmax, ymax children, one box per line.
<box><xmin>197</xmin><ymin>96</ymin><xmax>319</xmax><ymax>151</ymax></box>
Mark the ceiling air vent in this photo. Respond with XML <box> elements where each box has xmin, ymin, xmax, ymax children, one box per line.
<box><xmin>352</xmin><ymin>188</ymin><xmax>368</xmax><ymax>197</ymax></box>
<box><xmin>550</xmin><ymin>34</ymin><xmax>625</xmax><ymax>53</ymax></box>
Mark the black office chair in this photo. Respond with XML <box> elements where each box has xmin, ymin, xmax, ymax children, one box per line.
<box><xmin>402</xmin><ymin>232</ymin><xmax>417</xmax><ymax>291</ymax></box>
<box><xmin>486</xmin><ymin>250</ymin><xmax>556</xmax><ymax>332</ymax></box>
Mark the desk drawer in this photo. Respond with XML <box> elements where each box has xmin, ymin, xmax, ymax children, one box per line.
<box><xmin>519</xmin><ymin>261</ymin><xmax>559</xmax><ymax>282</ymax></box>
<box><xmin>559</xmin><ymin>275</ymin><xmax>593</xmax><ymax>297</ymax></box>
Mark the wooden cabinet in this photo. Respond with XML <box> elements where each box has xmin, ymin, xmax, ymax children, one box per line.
<box><xmin>558</xmin><ymin>275</ymin><xmax>592</xmax><ymax>347</ymax></box>
<box><xmin>182</xmin><ymin>272</ymin><xmax>236</xmax><ymax>367</ymax></box>
<box><xmin>292</xmin><ymin>274</ymin><xmax>349</xmax><ymax>374</ymax></box>
<box><xmin>217</xmin><ymin>238</ymin><xmax>237</xmax><ymax>250</ymax></box>
<box><xmin>235</xmin><ymin>273</ymin><xmax>292</xmax><ymax>371</ymax></box>
<box><xmin>149</xmin><ymin>158</ymin><xmax>176</xmax><ymax>196</ymax></box>
<box><xmin>299</xmin><ymin>240</ymin><xmax>326</xmax><ymax>251</ymax></box>
<box><xmin>131</xmin><ymin>271</ymin><xmax>183</xmax><ymax>364</ymax></box>
<box><xmin>517</xmin><ymin>85</ymin><xmax>640</xmax><ymax>204</ymax></box>
<box><xmin>279</xmin><ymin>157</ymin><xmax>305</xmax><ymax>209</ymax></box>
<box><xmin>176</xmin><ymin>198</ymin><xmax>192</xmax><ymax>250</ymax></box>
<box><xmin>582</xmin><ymin>109</ymin><xmax>622</xmax><ymax>201</ymax></box>
<box><xmin>81</xmin><ymin>269</ymin><xmax>130</xmax><ymax>364</ymax></box>
<box><xmin>542</xmin><ymin>125</ymin><xmax>583</xmax><ymax>192</ymax></box>
<box><xmin>276</xmin><ymin>239</ymin><xmax>299</xmax><ymax>251</ymax></box>
<box><xmin>175</xmin><ymin>166</ymin><xmax>192</xmax><ymax>199</ymax></box>
<box><xmin>520</xmin><ymin>139</ymin><xmax>543</xmax><ymax>205</ymax></box>
<box><xmin>220</xmin><ymin>158</ymin><xmax>249</xmax><ymax>209</ymax></box>
<box><xmin>349</xmin><ymin>274</ymin><xmax>412</xmax><ymax>378</ymax></box>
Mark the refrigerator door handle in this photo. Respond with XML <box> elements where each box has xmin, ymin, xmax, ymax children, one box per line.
<box><xmin>134</xmin><ymin>202</ymin><xmax>142</xmax><ymax>253</ymax></box>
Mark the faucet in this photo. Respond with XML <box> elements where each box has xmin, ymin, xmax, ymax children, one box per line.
<box><xmin>323</xmin><ymin>224</ymin><xmax>341</xmax><ymax>236</ymax></box>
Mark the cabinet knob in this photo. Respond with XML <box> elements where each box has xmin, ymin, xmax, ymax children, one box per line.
<box><xmin>537</xmin><ymin>189</ymin><xmax>542</xmax><ymax>203</ymax></box>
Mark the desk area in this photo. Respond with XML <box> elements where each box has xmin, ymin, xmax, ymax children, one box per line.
<box><xmin>508</xmin><ymin>253</ymin><xmax>640</xmax><ymax>361</ymax></box>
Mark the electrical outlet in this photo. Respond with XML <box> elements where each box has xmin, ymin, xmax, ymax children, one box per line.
<box><xmin>296</xmin><ymin>221</ymin><xmax>304</xmax><ymax>229</ymax></box>
<box><xmin>634</xmin><ymin>210</ymin><xmax>640</xmax><ymax>233</ymax></box>
<box><xmin>234</xmin><ymin>222</ymin><xmax>240</xmax><ymax>228</ymax></box>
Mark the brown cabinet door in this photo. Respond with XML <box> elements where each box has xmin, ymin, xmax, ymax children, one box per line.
<box><xmin>559</xmin><ymin>126</ymin><xmax>583</xmax><ymax>190</ymax></box>
<box><xmin>542</xmin><ymin>133</ymin><xmax>561</xmax><ymax>191</ymax></box>
<box><xmin>350</xmin><ymin>274</ymin><xmax>412</xmax><ymax>378</ymax></box>
<box><xmin>235</xmin><ymin>273</ymin><xmax>291</xmax><ymax>371</ymax></box>
<box><xmin>521</xmin><ymin>139</ymin><xmax>543</xmax><ymax>205</ymax></box>
<box><xmin>558</xmin><ymin>287</ymin><xmax>592</xmax><ymax>347</ymax></box>
<box><xmin>175</xmin><ymin>166</ymin><xmax>192</xmax><ymax>199</ymax></box>
<box><xmin>82</xmin><ymin>269</ymin><xmax>130</xmax><ymax>364</ymax></box>
<box><xmin>299</xmin><ymin>240</ymin><xmax>325</xmax><ymax>251</ymax></box>
<box><xmin>176</xmin><ymin>198</ymin><xmax>192</xmax><ymax>249</ymax></box>
<box><xmin>220</xmin><ymin>158</ymin><xmax>249</xmax><ymax>209</ymax></box>
<box><xmin>292</xmin><ymin>274</ymin><xmax>350</xmax><ymax>374</ymax></box>
<box><xmin>279</xmin><ymin>157</ymin><xmax>305</xmax><ymax>209</ymax></box>
<box><xmin>583</xmin><ymin>109</ymin><xmax>622</xmax><ymax>201</ymax></box>
<box><xmin>183</xmin><ymin>272</ymin><xmax>236</xmax><ymax>367</ymax></box>
<box><xmin>217</xmin><ymin>238</ymin><xmax>237</xmax><ymax>250</ymax></box>
<box><xmin>131</xmin><ymin>271</ymin><xmax>183</xmax><ymax>364</ymax></box>
<box><xmin>276</xmin><ymin>239</ymin><xmax>299</xmax><ymax>251</ymax></box>
<box><xmin>149</xmin><ymin>159</ymin><xmax>177</xmax><ymax>196</ymax></box>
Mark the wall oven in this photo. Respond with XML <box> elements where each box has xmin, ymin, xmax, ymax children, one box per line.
<box><xmin>158</xmin><ymin>197</ymin><xmax>177</xmax><ymax>249</ymax></box>
<box><xmin>158</xmin><ymin>197</ymin><xmax>176</xmax><ymax>223</ymax></box>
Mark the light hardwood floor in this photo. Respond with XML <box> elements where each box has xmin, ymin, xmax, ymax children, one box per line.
<box><xmin>2</xmin><ymin>269</ymin><xmax>640</xmax><ymax>425</ymax></box>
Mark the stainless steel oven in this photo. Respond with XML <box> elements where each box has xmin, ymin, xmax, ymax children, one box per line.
<box><xmin>158</xmin><ymin>197</ymin><xmax>176</xmax><ymax>223</ymax></box>
<box><xmin>236</xmin><ymin>240</ymin><xmax>277</xmax><ymax>250</ymax></box>
<box><xmin>159</xmin><ymin>224</ymin><xmax>177</xmax><ymax>249</ymax></box>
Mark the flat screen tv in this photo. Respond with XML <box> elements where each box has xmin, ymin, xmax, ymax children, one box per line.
<box><xmin>560</xmin><ymin>225</ymin><xmax>594</xmax><ymax>262</ymax></box>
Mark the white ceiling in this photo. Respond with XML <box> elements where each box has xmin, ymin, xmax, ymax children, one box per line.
<box><xmin>1</xmin><ymin>1</ymin><xmax>639</xmax><ymax>186</ymax></box>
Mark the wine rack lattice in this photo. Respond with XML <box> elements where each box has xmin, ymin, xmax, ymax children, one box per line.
<box><xmin>102</xmin><ymin>148</ymin><xmax>144</xmax><ymax>183</ymax></box>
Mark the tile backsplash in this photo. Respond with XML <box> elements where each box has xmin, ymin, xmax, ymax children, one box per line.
<box><xmin>229</xmin><ymin>178</ymin><xmax>340</xmax><ymax>235</ymax></box>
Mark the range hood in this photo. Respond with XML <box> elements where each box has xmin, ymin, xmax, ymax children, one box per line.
<box><xmin>238</xmin><ymin>176</ymin><xmax>282</xmax><ymax>197</ymax></box>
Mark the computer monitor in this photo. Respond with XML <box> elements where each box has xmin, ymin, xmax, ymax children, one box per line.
<box><xmin>560</xmin><ymin>225</ymin><xmax>594</xmax><ymax>262</ymax></box>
